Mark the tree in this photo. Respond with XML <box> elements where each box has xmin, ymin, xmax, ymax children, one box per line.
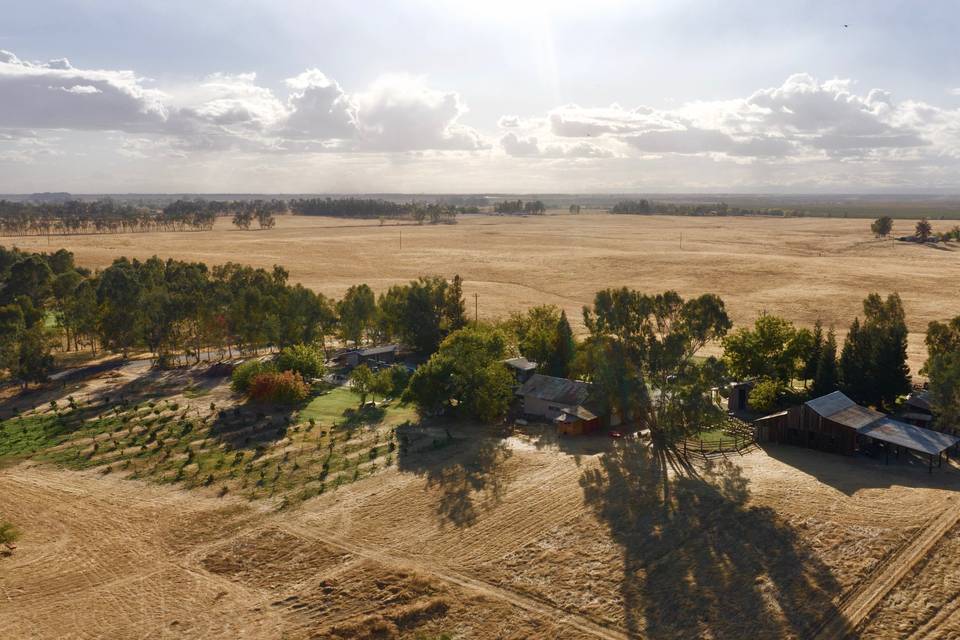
<box><xmin>338</xmin><ymin>284</ymin><xmax>376</xmax><ymax>346</ymax></box>
<box><xmin>722</xmin><ymin>313</ymin><xmax>813</xmax><ymax>384</ymax></box>
<box><xmin>871</xmin><ymin>216</ymin><xmax>893</xmax><ymax>238</ymax></box>
<box><xmin>231</xmin><ymin>359</ymin><xmax>277</xmax><ymax>394</ymax></box>
<box><xmin>15</xmin><ymin>321</ymin><xmax>54</xmax><ymax>386</ymax></box>
<box><xmin>97</xmin><ymin>258</ymin><xmax>142</xmax><ymax>357</ymax></box>
<box><xmin>276</xmin><ymin>343</ymin><xmax>325</xmax><ymax>379</ymax></box>
<box><xmin>255</xmin><ymin>208</ymin><xmax>276</xmax><ymax>230</ymax></box>
<box><xmin>748</xmin><ymin>379</ymin><xmax>782</xmax><ymax>413</ymax></box>
<box><xmin>812</xmin><ymin>328</ymin><xmax>839</xmax><ymax>397</ymax></box>
<box><xmin>0</xmin><ymin>303</ymin><xmax>24</xmax><ymax>379</ymax></box>
<box><xmin>922</xmin><ymin>315</ymin><xmax>960</xmax><ymax>429</ymax></box>
<box><xmin>916</xmin><ymin>217</ymin><xmax>933</xmax><ymax>242</ymax></box>
<box><xmin>802</xmin><ymin>319</ymin><xmax>824</xmax><ymax>382</ymax></box>
<box><xmin>370</xmin><ymin>367</ymin><xmax>394</xmax><ymax>402</ymax></box>
<box><xmin>840</xmin><ymin>293</ymin><xmax>911</xmax><ymax>409</ymax></box>
<box><xmin>232</xmin><ymin>210</ymin><xmax>253</xmax><ymax>230</ymax></box>
<box><xmin>403</xmin><ymin>325</ymin><xmax>514</xmax><ymax>422</ymax></box>
<box><xmin>350</xmin><ymin>364</ymin><xmax>375</xmax><ymax>406</ymax></box>
<box><xmin>582</xmin><ymin>288</ymin><xmax>731</xmax><ymax>447</ymax></box>
<box><xmin>569</xmin><ymin>205</ymin><xmax>581</xmax><ymax>214</ymax></box>
<box><xmin>549</xmin><ymin>310</ymin><xmax>576</xmax><ymax>378</ymax></box>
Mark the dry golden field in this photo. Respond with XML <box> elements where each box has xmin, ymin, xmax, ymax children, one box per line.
<box><xmin>13</xmin><ymin>212</ymin><xmax>960</xmax><ymax>373</ymax></box>
<box><xmin>3</xmin><ymin>365</ymin><xmax>960</xmax><ymax>639</ymax></box>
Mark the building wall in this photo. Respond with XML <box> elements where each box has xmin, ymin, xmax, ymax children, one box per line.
<box><xmin>523</xmin><ymin>396</ymin><xmax>576</xmax><ymax>420</ymax></box>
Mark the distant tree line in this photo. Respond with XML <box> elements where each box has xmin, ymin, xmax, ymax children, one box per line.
<box><xmin>289</xmin><ymin>198</ymin><xmax>462</xmax><ymax>223</ymax></box>
<box><xmin>611</xmin><ymin>199</ymin><xmax>799</xmax><ymax>217</ymax></box>
<box><xmin>0</xmin><ymin>199</ymin><xmax>294</xmax><ymax>236</ymax></box>
<box><xmin>492</xmin><ymin>199</ymin><xmax>546</xmax><ymax>214</ymax></box>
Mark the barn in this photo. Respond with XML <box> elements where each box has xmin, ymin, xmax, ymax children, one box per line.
<box><xmin>755</xmin><ymin>391</ymin><xmax>960</xmax><ymax>472</ymax></box>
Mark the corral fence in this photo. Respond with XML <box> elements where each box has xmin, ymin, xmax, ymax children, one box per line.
<box><xmin>683</xmin><ymin>417</ymin><xmax>756</xmax><ymax>460</ymax></box>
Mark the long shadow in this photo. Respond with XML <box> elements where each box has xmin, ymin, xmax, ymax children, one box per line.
<box><xmin>396</xmin><ymin>421</ymin><xmax>512</xmax><ymax>529</ymax></box>
<box><xmin>580</xmin><ymin>438</ymin><xmax>849</xmax><ymax>639</ymax></box>
<box><xmin>761</xmin><ymin>442</ymin><xmax>960</xmax><ymax>496</ymax></box>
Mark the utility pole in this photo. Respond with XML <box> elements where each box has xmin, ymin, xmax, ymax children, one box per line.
<box><xmin>399</xmin><ymin>229</ymin><xmax>402</xmax><ymax>251</ymax></box>
<box><xmin>474</xmin><ymin>293</ymin><xmax>479</xmax><ymax>325</ymax></box>
<box><xmin>680</xmin><ymin>232</ymin><xmax>683</xmax><ymax>251</ymax></box>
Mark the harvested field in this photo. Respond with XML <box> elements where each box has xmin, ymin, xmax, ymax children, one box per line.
<box><xmin>3</xmin><ymin>417</ymin><xmax>960</xmax><ymax>639</ymax></box>
<box><xmin>13</xmin><ymin>212</ymin><xmax>960</xmax><ymax>371</ymax></box>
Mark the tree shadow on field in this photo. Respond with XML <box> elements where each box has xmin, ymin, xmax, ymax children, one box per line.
<box><xmin>397</xmin><ymin>422</ymin><xmax>512</xmax><ymax>529</ymax></box>
<box><xmin>580</xmin><ymin>439</ymin><xmax>850</xmax><ymax>639</ymax></box>
<box><xmin>341</xmin><ymin>404</ymin><xmax>387</xmax><ymax>430</ymax></box>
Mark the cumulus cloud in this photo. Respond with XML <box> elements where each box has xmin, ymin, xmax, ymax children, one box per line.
<box><xmin>0</xmin><ymin>49</ymin><xmax>168</xmax><ymax>132</ymax></box>
<box><xmin>0</xmin><ymin>49</ymin><xmax>486</xmax><ymax>154</ymax></box>
<box><xmin>282</xmin><ymin>69</ymin><xmax>358</xmax><ymax>139</ymax></box>
<box><xmin>535</xmin><ymin>74</ymin><xmax>955</xmax><ymax>162</ymax></box>
<box><xmin>498</xmin><ymin>115</ymin><xmax>521</xmax><ymax>128</ymax></box>
<box><xmin>353</xmin><ymin>74</ymin><xmax>484</xmax><ymax>151</ymax></box>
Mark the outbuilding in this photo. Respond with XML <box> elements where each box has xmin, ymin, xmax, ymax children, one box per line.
<box><xmin>340</xmin><ymin>344</ymin><xmax>399</xmax><ymax>368</ymax></box>
<box><xmin>755</xmin><ymin>391</ymin><xmax>959</xmax><ymax>471</ymax></box>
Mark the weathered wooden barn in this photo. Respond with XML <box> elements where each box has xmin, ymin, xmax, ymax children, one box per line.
<box><xmin>755</xmin><ymin>391</ymin><xmax>960</xmax><ymax>471</ymax></box>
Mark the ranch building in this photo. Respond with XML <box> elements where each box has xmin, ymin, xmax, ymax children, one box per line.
<box><xmin>339</xmin><ymin>344</ymin><xmax>399</xmax><ymax>369</ymax></box>
<box><xmin>517</xmin><ymin>373</ymin><xmax>601</xmax><ymax>436</ymax></box>
<box><xmin>754</xmin><ymin>391</ymin><xmax>959</xmax><ymax>472</ymax></box>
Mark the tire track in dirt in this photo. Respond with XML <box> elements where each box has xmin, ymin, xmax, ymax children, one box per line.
<box><xmin>811</xmin><ymin>496</ymin><xmax>960</xmax><ymax>640</ymax></box>
<box><xmin>908</xmin><ymin>595</ymin><xmax>960</xmax><ymax>640</ymax></box>
<box><xmin>279</xmin><ymin>521</ymin><xmax>629</xmax><ymax>640</ymax></box>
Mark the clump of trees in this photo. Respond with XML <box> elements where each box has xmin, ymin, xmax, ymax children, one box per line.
<box><xmin>403</xmin><ymin>325</ymin><xmax>515</xmax><ymax>422</ymax></box>
<box><xmin>377</xmin><ymin>276</ymin><xmax>466</xmax><ymax>354</ymax></box>
<box><xmin>276</xmin><ymin>344</ymin><xmax>325</xmax><ymax>379</ymax></box>
<box><xmin>579</xmin><ymin>289</ymin><xmax>731</xmax><ymax>447</ymax></box>
<box><xmin>508</xmin><ymin>305</ymin><xmax>576</xmax><ymax>378</ymax></box>
<box><xmin>839</xmin><ymin>293</ymin><xmax>911</xmax><ymax>411</ymax></box>
<box><xmin>493</xmin><ymin>200</ymin><xmax>545</xmax><ymax>214</ymax></box>
<box><xmin>610</xmin><ymin>199</ymin><xmax>800</xmax><ymax>217</ymax></box>
<box><xmin>871</xmin><ymin>216</ymin><xmax>893</xmax><ymax>238</ymax></box>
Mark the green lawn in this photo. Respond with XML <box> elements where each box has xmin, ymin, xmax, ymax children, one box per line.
<box><xmin>300</xmin><ymin>386</ymin><xmax>416</xmax><ymax>429</ymax></box>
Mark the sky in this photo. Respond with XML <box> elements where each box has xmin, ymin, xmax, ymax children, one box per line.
<box><xmin>1</xmin><ymin>0</ymin><xmax>959</xmax><ymax>194</ymax></box>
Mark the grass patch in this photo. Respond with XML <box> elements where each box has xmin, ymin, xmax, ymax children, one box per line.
<box><xmin>300</xmin><ymin>386</ymin><xmax>416</xmax><ymax>429</ymax></box>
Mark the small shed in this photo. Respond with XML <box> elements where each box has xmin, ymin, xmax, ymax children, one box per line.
<box><xmin>727</xmin><ymin>380</ymin><xmax>755</xmax><ymax>412</ymax></box>
<box><xmin>554</xmin><ymin>405</ymin><xmax>601</xmax><ymax>436</ymax></box>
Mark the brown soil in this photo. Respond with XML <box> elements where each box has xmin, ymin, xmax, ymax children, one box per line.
<box><xmin>3</xmin><ymin>426</ymin><xmax>959</xmax><ymax>639</ymax></box>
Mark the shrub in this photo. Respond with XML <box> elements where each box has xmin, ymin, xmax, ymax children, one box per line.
<box><xmin>231</xmin><ymin>359</ymin><xmax>278</xmax><ymax>394</ymax></box>
<box><xmin>247</xmin><ymin>370</ymin><xmax>310</xmax><ymax>404</ymax></box>
<box><xmin>0</xmin><ymin>520</ymin><xmax>20</xmax><ymax>545</ymax></box>
<box><xmin>748</xmin><ymin>378</ymin><xmax>782</xmax><ymax>413</ymax></box>
<box><xmin>276</xmin><ymin>343</ymin><xmax>325</xmax><ymax>379</ymax></box>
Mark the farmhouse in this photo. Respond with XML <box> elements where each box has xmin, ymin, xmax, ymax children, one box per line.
<box><xmin>755</xmin><ymin>391</ymin><xmax>960</xmax><ymax>472</ymax></box>
<box><xmin>517</xmin><ymin>374</ymin><xmax>600</xmax><ymax>435</ymax></box>
<box><xmin>339</xmin><ymin>344</ymin><xmax>399</xmax><ymax>368</ymax></box>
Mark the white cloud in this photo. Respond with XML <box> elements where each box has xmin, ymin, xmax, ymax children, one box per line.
<box><xmin>353</xmin><ymin>74</ymin><xmax>484</xmax><ymax>151</ymax></box>
<box><xmin>0</xmin><ymin>49</ymin><xmax>168</xmax><ymax>132</ymax></box>
<box><xmin>282</xmin><ymin>69</ymin><xmax>358</xmax><ymax>139</ymax></box>
<box><xmin>500</xmin><ymin>132</ymin><xmax>613</xmax><ymax>159</ymax></box>
<box><xmin>536</xmin><ymin>74</ymin><xmax>957</xmax><ymax>162</ymax></box>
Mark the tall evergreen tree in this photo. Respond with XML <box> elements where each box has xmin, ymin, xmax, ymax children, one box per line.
<box><xmin>549</xmin><ymin>310</ymin><xmax>576</xmax><ymax>378</ymax></box>
<box><xmin>802</xmin><ymin>319</ymin><xmax>824</xmax><ymax>382</ymax></box>
<box><xmin>840</xmin><ymin>294</ymin><xmax>911</xmax><ymax>409</ymax></box>
<box><xmin>812</xmin><ymin>328</ymin><xmax>839</xmax><ymax>396</ymax></box>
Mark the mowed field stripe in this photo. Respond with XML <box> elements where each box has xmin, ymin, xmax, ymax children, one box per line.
<box><xmin>811</xmin><ymin>497</ymin><xmax>960</xmax><ymax>640</ymax></box>
<box><xmin>280</xmin><ymin>521</ymin><xmax>630</xmax><ymax>640</ymax></box>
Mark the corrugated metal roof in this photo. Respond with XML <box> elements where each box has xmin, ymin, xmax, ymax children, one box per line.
<box><xmin>858</xmin><ymin>417</ymin><xmax>959</xmax><ymax>456</ymax></box>
<box><xmin>557</xmin><ymin>406</ymin><xmax>598</xmax><ymax>422</ymax></box>
<box><xmin>518</xmin><ymin>374</ymin><xmax>590</xmax><ymax>406</ymax></box>
<box><xmin>357</xmin><ymin>344</ymin><xmax>398</xmax><ymax>357</ymax></box>
<box><xmin>754</xmin><ymin>410</ymin><xmax>788</xmax><ymax>422</ymax></box>
<box><xmin>806</xmin><ymin>391</ymin><xmax>959</xmax><ymax>455</ymax></box>
<box><xmin>504</xmin><ymin>356</ymin><xmax>537</xmax><ymax>371</ymax></box>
